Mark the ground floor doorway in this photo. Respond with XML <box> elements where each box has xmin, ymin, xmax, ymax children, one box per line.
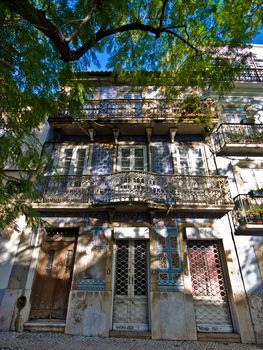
<box><xmin>30</xmin><ymin>228</ymin><xmax>77</xmax><ymax>320</ymax></box>
<box><xmin>187</xmin><ymin>240</ymin><xmax>233</xmax><ymax>333</ymax></box>
<box><xmin>112</xmin><ymin>239</ymin><xmax>149</xmax><ymax>331</ymax></box>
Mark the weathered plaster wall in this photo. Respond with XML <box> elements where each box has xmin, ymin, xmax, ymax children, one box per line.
<box><xmin>0</xmin><ymin>217</ymin><xmax>29</xmax><ymax>331</ymax></box>
<box><xmin>65</xmin><ymin>291</ymin><xmax>112</xmax><ymax>336</ymax></box>
<box><xmin>65</xmin><ymin>214</ymin><xmax>112</xmax><ymax>336</ymax></box>
<box><xmin>151</xmin><ymin>291</ymin><xmax>196</xmax><ymax>340</ymax></box>
<box><xmin>235</xmin><ymin>235</ymin><xmax>263</xmax><ymax>344</ymax></box>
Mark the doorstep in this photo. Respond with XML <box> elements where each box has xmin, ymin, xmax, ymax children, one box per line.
<box><xmin>109</xmin><ymin>330</ymin><xmax>152</xmax><ymax>339</ymax></box>
<box><xmin>197</xmin><ymin>332</ymin><xmax>241</xmax><ymax>343</ymax></box>
<box><xmin>23</xmin><ymin>319</ymin><xmax>65</xmax><ymax>333</ymax></box>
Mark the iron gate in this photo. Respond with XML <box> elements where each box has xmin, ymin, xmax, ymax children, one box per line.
<box><xmin>187</xmin><ymin>240</ymin><xmax>233</xmax><ymax>333</ymax></box>
<box><xmin>113</xmin><ymin>240</ymin><xmax>149</xmax><ymax>331</ymax></box>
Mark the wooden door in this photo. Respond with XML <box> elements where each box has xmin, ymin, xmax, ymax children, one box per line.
<box><xmin>30</xmin><ymin>236</ymin><xmax>76</xmax><ymax>320</ymax></box>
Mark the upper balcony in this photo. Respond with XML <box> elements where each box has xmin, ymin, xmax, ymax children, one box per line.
<box><xmin>236</xmin><ymin>68</ymin><xmax>263</xmax><ymax>82</ymax></box>
<box><xmin>211</xmin><ymin>123</ymin><xmax>263</xmax><ymax>156</ymax></box>
<box><xmin>34</xmin><ymin>172</ymin><xmax>233</xmax><ymax>216</ymax></box>
<box><xmin>48</xmin><ymin>99</ymin><xmax>218</xmax><ymax>138</ymax></box>
<box><xmin>232</xmin><ymin>194</ymin><xmax>263</xmax><ymax>234</ymax></box>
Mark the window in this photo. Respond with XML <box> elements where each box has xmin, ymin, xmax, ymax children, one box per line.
<box><xmin>240</xmin><ymin>168</ymin><xmax>263</xmax><ymax>193</ymax></box>
<box><xmin>56</xmin><ymin>145</ymin><xmax>90</xmax><ymax>176</ymax></box>
<box><xmin>118</xmin><ymin>146</ymin><xmax>147</xmax><ymax>172</ymax></box>
<box><xmin>155</xmin><ymin>227</ymin><xmax>183</xmax><ymax>292</ymax></box>
<box><xmin>52</xmin><ymin>145</ymin><xmax>90</xmax><ymax>187</ymax></box>
<box><xmin>222</xmin><ymin>105</ymin><xmax>247</xmax><ymax>123</ymax></box>
<box><xmin>176</xmin><ymin>146</ymin><xmax>206</xmax><ymax>175</ymax></box>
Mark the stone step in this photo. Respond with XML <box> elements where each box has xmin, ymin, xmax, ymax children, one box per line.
<box><xmin>24</xmin><ymin>319</ymin><xmax>65</xmax><ymax>333</ymax></box>
<box><xmin>109</xmin><ymin>331</ymin><xmax>152</xmax><ymax>339</ymax></box>
<box><xmin>197</xmin><ymin>332</ymin><xmax>241</xmax><ymax>343</ymax></box>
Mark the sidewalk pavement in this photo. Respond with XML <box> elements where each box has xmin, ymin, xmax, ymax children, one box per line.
<box><xmin>0</xmin><ymin>332</ymin><xmax>263</xmax><ymax>350</ymax></box>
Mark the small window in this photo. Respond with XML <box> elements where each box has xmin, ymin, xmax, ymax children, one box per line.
<box><xmin>118</xmin><ymin>146</ymin><xmax>147</xmax><ymax>171</ymax></box>
<box><xmin>155</xmin><ymin>227</ymin><xmax>183</xmax><ymax>292</ymax></box>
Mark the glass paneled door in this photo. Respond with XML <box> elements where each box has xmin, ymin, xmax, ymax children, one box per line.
<box><xmin>113</xmin><ymin>240</ymin><xmax>149</xmax><ymax>331</ymax></box>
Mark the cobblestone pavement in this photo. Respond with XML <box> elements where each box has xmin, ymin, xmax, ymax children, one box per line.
<box><xmin>0</xmin><ymin>332</ymin><xmax>263</xmax><ymax>350</ymax></box>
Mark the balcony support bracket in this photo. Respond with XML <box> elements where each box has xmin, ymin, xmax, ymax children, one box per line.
<box><xmin>170</xmin><ymin>127</ymin><xmax>178</xmax><ymax>143</ymax></box>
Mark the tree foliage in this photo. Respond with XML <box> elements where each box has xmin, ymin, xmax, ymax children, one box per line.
<box><xmin>0</xmin><ymin>0</ymin><xmax>262</xmax><ymax>229</ymax></box>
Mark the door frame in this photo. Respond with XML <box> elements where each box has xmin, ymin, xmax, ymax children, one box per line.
<box><xmin>29</xmin><ymin>226</ymin><xmax>78</xmax><ymax>320</ymax></box>
<box><xmin>187</xmin><ymin>239</ymin><xmax>234</xmax><ymax>333</ymax></box>
<box><xmin>111</xmin><ymin>237</ymin><xmax>151</xmax><ymax>331</ymax></box>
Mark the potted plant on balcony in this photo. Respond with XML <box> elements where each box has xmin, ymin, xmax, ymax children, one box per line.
<box><xmin>181</xmin><ymin>94</ymin><xmax>213</xmax><ymax>131</ymax></box>
<box><xmin>246</xmin><ymin>206</ymin><xmax>263</xmax><ymax>223</ymax></box>
<box><xmin>226</xmin><ymin>131</ymin><xmax>243</xmax><ymax>142</ymax></box>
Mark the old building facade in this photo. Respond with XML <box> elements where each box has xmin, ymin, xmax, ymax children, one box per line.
<box><xmin>0</xmin><ymin>45</ymin><xmax>262</xmax><ymax>344</ymax></box>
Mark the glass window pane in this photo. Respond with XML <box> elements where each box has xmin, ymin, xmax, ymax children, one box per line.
<box><xmin>191</xmin><ymin>149</ymin><xmax>205</xmax><ymax>175</ymax></box>
<box><xmin>75</xmin><ymin>149</ymin><xmax>86</xmax><ymax>176</ymax></box>
<box><xmin>135</xmin><ymin>148</ymin><xmax>143</xmax><ymax>157</ymax></box>
<box><xmin>134</xmin><ymin>158</ymin><xmax>144</xmax><ymax>170</ymax></box>
<box><xmin>62</xmin><ymin>149</ymin><xmax>73</xmax><ymax>175</ymax></box>
<box><xmin>122</xmin><ymin>149</ymin><xmax>131</xmax><ymax>158</ymax></box>
<box><xmin>158</xmin><ymin>253</ymin><xmax>168</xmax><ymax>269</ymax></box>
<box><xmin>121</xmin><ymin>160</ymin><xmax>130</xmax><ymax>170</ymax></box>
<box><xmin>169</xmin><ymin>235</ymin><xmax>178</xmax><ymax>249</ymax></box>
<box><xmin>170</xmin><ymin>252</ymin><xmax>180</xmax><ymax>269</ymax></box>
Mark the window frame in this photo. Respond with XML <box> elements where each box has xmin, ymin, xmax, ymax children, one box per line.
<box><xmin>117</xmin><ymin>145</ymin><xmax>147</xmax><ymax>172</ymax></box>
<box><xmin>176</xmin><ymin>145</ymin><xmax>207</xmax><ymax>176</ymax></box>
<box><xmin>52</xmin><ymin>144</ymin><xmax>91</xmax><ymax>177</ymax></box>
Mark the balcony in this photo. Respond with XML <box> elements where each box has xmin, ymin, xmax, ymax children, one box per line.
<box><xmin>236</xmin><ymin>68</ymin><xmax>263</xmax><ymax>82</ymax></box>
<box><xmin>232</xmin><ymin>194</ymin><xmax>263</xmax><ymax>234</ymax></box>
<box><xmin>34</xmin><ymin>172</ymin><xmax>233</xmax><ymax>215</ymax></box>
<box><xmin>211</xmin><ymin>123</ymin><xmax>263</xmax><ymax>156</ymax></box>
<box><xmin>48</xmin><ymin>99</ymin><xmax>218</xmax><ymax>137</ymax></box>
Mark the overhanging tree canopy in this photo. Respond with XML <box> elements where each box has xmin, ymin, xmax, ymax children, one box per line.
<box><xmin>0</xmin><ymin>0</ymin><xmax>262</xmax><ymax>229</ymax></box>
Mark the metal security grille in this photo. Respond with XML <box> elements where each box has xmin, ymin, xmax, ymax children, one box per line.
<box><xmin>134</xmin><ymin>241</ymin><xmax>147</xmax><ymax>296</ymax></box>
<box><xmin>115</xmin><ymin>241</ymin><xmax>129</xmax><ymax>296</ymax></box>
<box><xmin>113</xmin><ymin>240</ymin><xmax>148</xmax><ymax>331</ymax></box>
<box><xmin>187</xmin><ymin>240</ymin><xmax>233</xmax><ymax>333</ymax></box>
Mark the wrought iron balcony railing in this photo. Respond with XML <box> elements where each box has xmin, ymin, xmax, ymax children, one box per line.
<box><xmin>52</xmin><ymin>98</ymin><xmax>217</xmax><ymax>122</ymax></box>
<box><xmin>36</xmin><ymin>172</ymin><xmax>233</xmax><ymax>212</ymax></box>
<box><xmin>232</xmin><ymin>194</ymin><xmax>263</xmax><ymax>233</ymax></box>
<box><xmin>237</xmin><ymin>68</ymin><xmax>263</xmax><ymax>82</ymax></box>
<box><xmin>211</xmin><ymin>123</ymin><xmax>263</xmax><ymax>155</ymax></box>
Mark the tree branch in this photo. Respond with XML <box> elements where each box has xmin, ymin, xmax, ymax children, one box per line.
<box><xmin>65</xmin><ymin>4</ymin><xmax>97</xmax><ymax>42</ymax></box>
<box><xmin>162</xmin><ymin>28</ymin><xmax>198</xmax><ymax>55</ymax></box>
<box><xmin>74</xmin><ymin>22</ymin><xmax>199</xmax><ymax>61</ymax></box>
<box><xmin>0</xmin><ymin>0</ymin><xmax>199</xmax><ymax>62</ymax></box>
<box><xmin>0</xmin><ymin>0</ymin><xmax>72</xmax><ymax>60</ymax></box>
<box><xmin>159</xmin><ymin>0</ymin><xmax>168</xmax><ymax>30</ymax></box>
